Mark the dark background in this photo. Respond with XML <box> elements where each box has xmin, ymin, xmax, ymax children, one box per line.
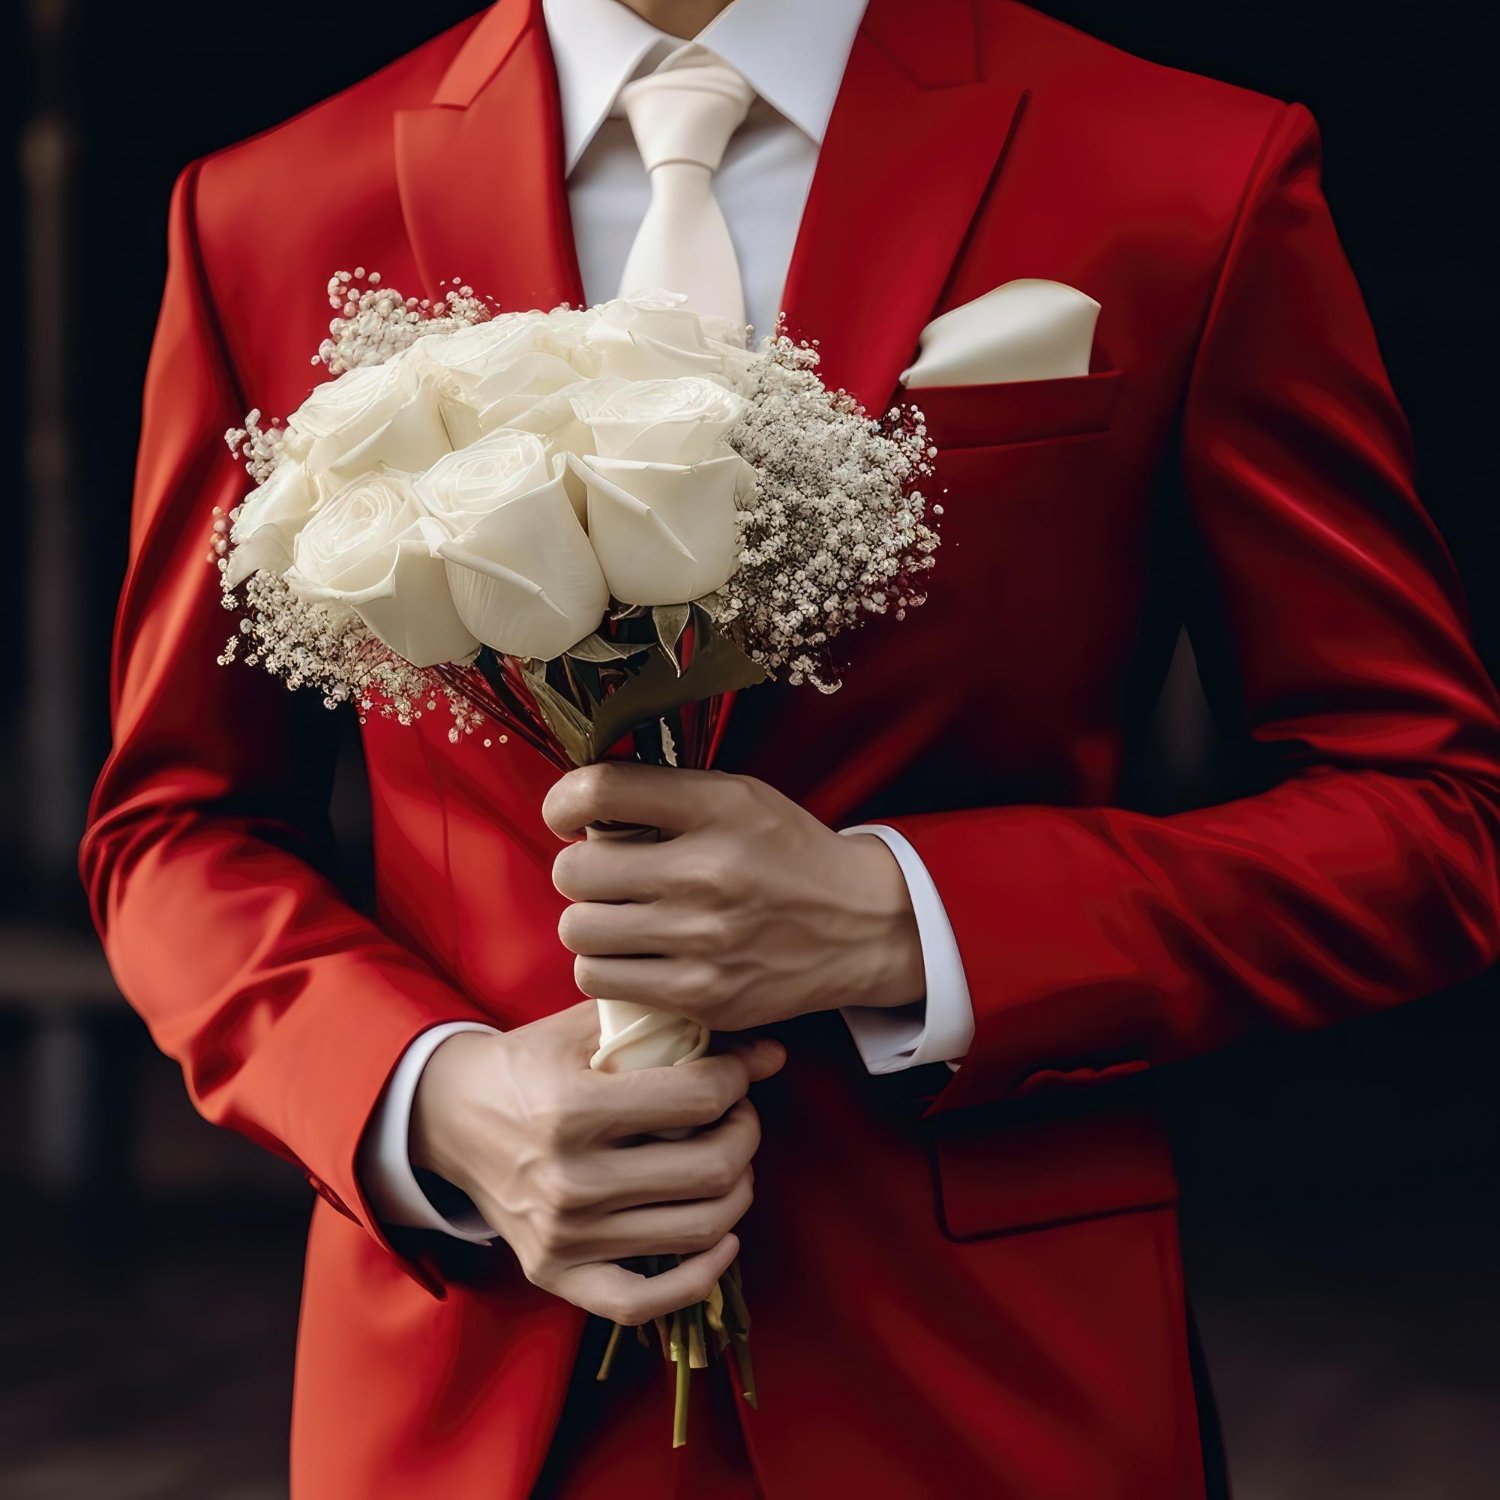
<box><xmin>1</xmin><ymin>2</ymin><xmax>1496</xmax><ymax>1495</ymax></box>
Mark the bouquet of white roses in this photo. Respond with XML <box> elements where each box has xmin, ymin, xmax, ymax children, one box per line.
<box><xmin>216</xmin><ymin>270</ymin><xmax>939</xmax><ymax>1443</ymax></box>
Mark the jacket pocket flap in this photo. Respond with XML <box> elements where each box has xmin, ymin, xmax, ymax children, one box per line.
<box><xmin>909</xmin><ymin>368</ymin><xmax>1123</xmax><ymax>450</ymax></box>
<box><xmin>932</xmin><ymin>1106</ymin><xmax>1177</xmax><ymax>1241</ymax></box>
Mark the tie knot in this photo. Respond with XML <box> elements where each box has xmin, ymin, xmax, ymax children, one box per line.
<box><xmin>619</xmin><ymin>49</ymin><xmax>754</xmax><ymax>176</ymax></box>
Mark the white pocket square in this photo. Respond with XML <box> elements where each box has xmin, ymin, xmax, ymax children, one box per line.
<box><xmin>901</xmin><ymin>279</ymin><xmax>1101</xmax><ymax>389</ymax></box>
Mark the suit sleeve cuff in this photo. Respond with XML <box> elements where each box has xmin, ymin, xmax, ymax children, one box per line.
<box><xmin>836</xmin><ymin>824</ymin><xmax>975</xmax><ymax>1074</ymax></box>
<box><xmin>358</xmin><ymin>1021</ymin><xmax>501</xmax><ymax>1243</ymax></box>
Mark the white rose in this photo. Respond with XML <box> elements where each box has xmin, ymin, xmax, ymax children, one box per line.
<box><xmin>285</xmin><ymin>472</ymin><xmax>478</xmax><ymax>668</ymax></box>
<box><xmin>533</xmin><ymin>305</ymin><xmax>609</xmax><ymax>373</ymax></box>
<box><xmin>568</xmin><ymin>449</ymin><xmax>746</xmax><ymax>606</ymax></box>
<box><xmin>587</xmin><ymin>292</ymin><xmax>739</xmax><ymax>381</ymax></box>
<box><xmin>569</xmin><ymin>376</ymin><xmax>747</xmax><ymax>464</ymax></box>
<box><xmin>410</xmin><ymin>315</ymin><xmax>580</xmax><ymax>449</ymax></box>
<box><xmin>416</xmin><ymin>429</ymin><xmax>609</xmax><ymax>660</ymax></box>
<box><xmin>415</xmin><ymin>305</ymin><xmax>605</xmax><ymax>378</ymax></box>
<box><xmin>407</xmin><ymin>313</ymin><xmax>549</xmax><ymax>384</ymax></box>
<box><xmin>224</xmin><ymin>458</ymin><xmax>316</xmax><ymax>588</ymax></box>
<box><xmin>287</xmin><ymin>358</ymin><xmax>453</xmax><ymax>496</ymax></box>
<box><xmin>477</xmin><ymin>384</ymin><xmax>594</xmax><ymax>452</ymax></box>
<box><xmin>476</xmin><ymin>388</ymin><xmax>597</xmax><ymax>522</ymax></box>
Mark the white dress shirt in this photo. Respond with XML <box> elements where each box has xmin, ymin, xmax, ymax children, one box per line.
<box><xmin>361</xmin><ymin>0</ymin><xmax>975</xmax><ymax>1239</ymax></box>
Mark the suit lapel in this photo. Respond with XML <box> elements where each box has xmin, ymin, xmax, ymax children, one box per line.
<box><xmin>398</xmin><ymin>0</ymin><xmax>1025</xmax><ymax>405</ymax></box>
<box><xmin>780</xmin><ymin>0</ymin><xmax>1028</xmax><ymax>412</ymax></box>
<box><xmin>394</xmin><ymin>0</ymin><xmax>584</xmax><ymax>311</ymax></box>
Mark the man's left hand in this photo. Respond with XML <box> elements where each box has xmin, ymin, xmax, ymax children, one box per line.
<box><xmin>543</xmin><ymin>764</ymin><xmax>924</xmax><ymax>1032</ymax></box>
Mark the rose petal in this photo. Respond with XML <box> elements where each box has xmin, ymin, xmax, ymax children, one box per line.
<box><xmin>571</xmin><ymin>452</ymin><xmax>744</xmax><ymax>605</ymax></box>
<box><xmin>434</xmin><ymin>473</ymin><xmax>608</xmax><ymax>659</ymax></box>
<box><xmin>299</xmin><ymin>537</ymin><xmax>479</xmax><ymax>668</ymax></box>
<box><xmin>320</xmin><ymin>384</ymin><xmax>453</xmax><ymax>491</ymax></box>
<box><xmin>225</xmin><ymin>460</ymin><xmax>316</xmax><ymax>588</ymax></box>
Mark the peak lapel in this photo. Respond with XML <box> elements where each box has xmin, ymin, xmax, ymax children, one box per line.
<box><xmin>394</xmin><ymin>0</ymin><xmax>584</xmax><ymax>311</ymax></box>
<box><xmin>780</xmin><ymin>0</ymin><xmax>1028</xmax><ymax>412</ymax></box>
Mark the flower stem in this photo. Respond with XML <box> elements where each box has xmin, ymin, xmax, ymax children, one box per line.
<box><xmin>687</xmin><ymin>1302</ymin><xmax>709</xmax><ymax>1369</ymax></box>
<box><xmin>720</xmin><ymin>1267</ymin><xmax>757</xmax><ymax>1408</ymax></box>
<box><xmin>670</xmin><ymin>1311</ymin><xmax>691</xmax><ymax>1448</ymax></box>
<box><xmin>595</xmin><ymin>1321</ymin><xmax>624</xmax><ymax>1382</ymax></box>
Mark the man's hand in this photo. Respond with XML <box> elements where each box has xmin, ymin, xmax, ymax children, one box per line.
<box><xmin>410</xmin><ymin>1001</ymin><xmax>784</xmax><ymax>1325</ymax></box>
<box><xmin>543</xmin><ymin>764</ymin><xmax>925</xmax><ymax>1031</ymax></box>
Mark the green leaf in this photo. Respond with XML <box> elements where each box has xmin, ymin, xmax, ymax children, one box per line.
<box><xmin>520</xmin><ymin>664</ymin><xmax>595</xmax><ymax>767</ymax></box>
<box><xmin>652</xmin><ymin>603</ymin><xmax>691</xmax><ymax>674</ymax></box>
<box><xmin>584</xmin><ymin>615</ymin><xmax>767</xmax><ymax>759</ymax></box>
<box><xmin>565</xmin><ymin>632</ymin><xmax>650</xmax><ymax>664</ymax></box>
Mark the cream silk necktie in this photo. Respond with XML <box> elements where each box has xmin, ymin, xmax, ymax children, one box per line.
<box><xmin>617</xmin><ymin>46</ymin><xmax>755</xmax><ymax>339</ymax></box>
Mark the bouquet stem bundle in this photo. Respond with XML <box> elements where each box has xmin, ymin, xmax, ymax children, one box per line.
<box><xmin>594</xmin><ymin>1254</ymin><xmax>755</xmax><ymax>1447</ymax></box>
<box><xmin>441</xmin><ymin>606</ymin><xmax>762</xmax><ymax>1445</ymax></box>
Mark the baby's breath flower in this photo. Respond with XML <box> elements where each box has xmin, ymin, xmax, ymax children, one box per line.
<box><xmin>718</xmin><ymin>335</ymin><xmax>938</xmax><ymax>691</ymax></box>
<box><xmin>218</xmin><ymin>571</ymin><xmax>480</xmax><ymax>731</ymax></box>
<box><xmin>316</xmin><ymin>269</ymin><xmax>497</xmax><ymax>374</ymax></box>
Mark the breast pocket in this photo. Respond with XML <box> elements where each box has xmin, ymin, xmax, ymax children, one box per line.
<box><xmin>931</xmin><ymin>1104</ymin><xmax>1177</xmax><ymax>1242</ymax></box>
<box><xmin>909</xmin><ymin>368</ymin><xmax>1123</xmax><ymax>452</ymax></box>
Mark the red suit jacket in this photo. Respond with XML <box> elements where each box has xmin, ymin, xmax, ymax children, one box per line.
<box><xmin>82</xmin><ymin>1</ymin><xmax>1500</xmax><ymax>1494</ymax></box>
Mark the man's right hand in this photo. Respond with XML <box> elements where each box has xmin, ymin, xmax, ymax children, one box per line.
<box><xmin>410</xmin><ymin>1000</ymin><xmax>785</xmax><ymax>1325</ymax></box>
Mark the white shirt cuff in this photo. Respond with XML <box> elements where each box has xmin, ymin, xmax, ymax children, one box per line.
<box><xmin>837</xmin><ymin>824</ymin><xmax>975</xmax><ymax>1075</ymax></box>
<box><xmin>359</xmin><ymin>1021</ymin><xmax>501</xmax><ymax>1243</ymax></box>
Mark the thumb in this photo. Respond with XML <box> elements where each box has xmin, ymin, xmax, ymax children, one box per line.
<box><xmin>734</xmin><ymin>1035</ymin><xmax>787</xmax><ymax>1084</ymax></box>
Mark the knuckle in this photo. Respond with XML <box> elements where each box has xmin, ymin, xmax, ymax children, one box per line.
<box><xmin>729</xmin><ymin>1099</ymin><xmax>762</xmax><ymax>1153</ymax></box>
<box><xmin>684</xmin><ymin>853</ymin><xmax>731</xmax><ymax>903</ymax></box>
<box><xmin>551</xmin><ymin>844</ymin><xmax>588</xmax><ymax>898</ymax></box>
<box><xmin>662</xmin><ymin>963</ymin><xmax>701</xmax><ymax>1006</ymax></box>
<box><xmin>682</xmin><ymin>960</ymin><xmax>726</xmax><ymax>1006</ymax></box>
<box><xmin>556</xmin><ymin>903</ymin><xmax>587</xmax><ymax>953</ymax></box>
<box><xmin>692</xmin><ymin>912</ymin><xmax>736</xmax><ymax>953</ymax></box>
<box><xmin>703</xmin><ymin>1152</ymin><xmax>740</xmax><ymax>1198</ymax></box>
<box><xmin>681</xmin><ymin>1211</ymin><xmax>724</xmax><ymax>1252</ymax></box>
<box><xmin>522</xmin><ymin>1251</ymin><xmax>561</xmax><ymax>1290</ymax></box>
<box><xmin>536</xmin><ymin>1164</ymin><xmax>586</xmax><ymax>1213</ymax></box>
<box><xmin>588</xmin><ymin>1294</ymin><xmax>622</xmax><ymax>1323</ymax></box>
<box><xmin>572</xmin><ymin>763</ymin><xmax>615</xmax><ymax>811</ymax></box>
<box><xmin>603</xmin><ymin>1292</ymin><xmax>646</xmax><ymax>1327</ymax></box>
<box><xmin>721</xmin><ymin>772</ymin><xmax>756</xmax><ymax>807</ymax></box>
<box><xmin>686</xmin><ymin>1078</ymin><xmax>731</xmax><ymax>1124</ymax></box>
<box><xmin>531</xmin><ymin>1213</ymin><xmax>567</xmax><ymax>1255</ymax></box>
<box><xmin>708</xmin><ymin>854</ymin><xmax>743</xmax><ymax>899</ymax></box>
<box><xmin>545</xmin><ymin>766</ymin><xmax>603</xmax><ymax>831</ymax></box>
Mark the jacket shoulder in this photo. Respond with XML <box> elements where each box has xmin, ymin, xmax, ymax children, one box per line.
<box><xmin>982</xmin><ymin>0</ymin><xmax>1311</xmax><ymax>263</ymax></box>
<box><xmin>171</xmin><ymin>15</ymin><xmax>485</xmax><ymax>388</ymax></box>
<box><xmin>188</xmin><ymin>15</ymin><xmax>479</xmax><ymax>240</ymax></box>
<box><xmin>991</xmin><ymin>2</ymin><xmax>1293</xmax><ymax>159</ymax></box>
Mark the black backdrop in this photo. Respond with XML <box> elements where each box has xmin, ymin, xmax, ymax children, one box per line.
<box><xmin>3</xmin><ymin>0</ymin><xmax>1496</xmax><ymax>1469</ymax></box>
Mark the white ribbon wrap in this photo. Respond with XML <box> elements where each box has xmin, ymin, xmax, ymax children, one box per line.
<box><xmin>585</xmin><ymin>823</ymin><xmax>711</xmax><ymax>1075</ymax></box>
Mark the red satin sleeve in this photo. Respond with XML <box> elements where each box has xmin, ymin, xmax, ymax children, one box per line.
<box><xmin>889</xmin><ymin>105</ymin><xmax>1500</xmax><ymax>1116</ymax></box>
<box><xmin>79</xmin><ymin>162</ymin><xmax>492</xmax><ymax>1279</ymax></box>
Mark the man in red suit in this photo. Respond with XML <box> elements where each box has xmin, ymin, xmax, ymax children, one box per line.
<box><xmin>81</xmin><ymin>0</ymin><xmax>1500</xmax><ymax>1494</ymax></box>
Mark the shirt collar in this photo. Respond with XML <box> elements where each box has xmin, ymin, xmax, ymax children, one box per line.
<box><xmin>542</xmin><ymin>0</ymin><xmax>870</xmax><ymax>174</ymax></box>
